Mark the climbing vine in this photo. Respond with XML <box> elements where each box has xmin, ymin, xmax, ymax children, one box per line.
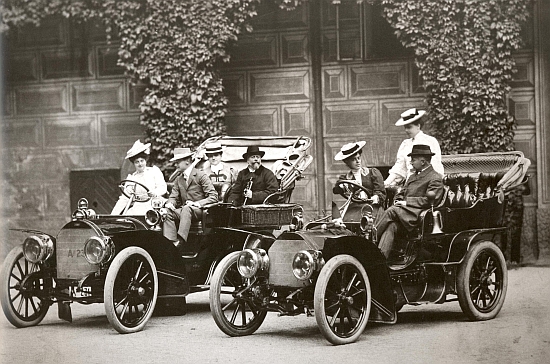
<box><xmin>380</xmin><ymin>0</ymin><xmax>531</xmax><ymax>154</ymax></box>
<box><xmin>0</xmin><ymin>0</ymin><xmax>258</xmax><ymax>170</ymax></box>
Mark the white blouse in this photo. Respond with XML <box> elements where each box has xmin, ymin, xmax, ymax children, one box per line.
<box><xmin>386</xmin><ymin>131</ymin><xmax>445</xmax><ymax>186</ymax></box>
<box><xmin>111</xmin><ymin>165</ymin><xmax>167</xmax><ymax>215</ymax></box>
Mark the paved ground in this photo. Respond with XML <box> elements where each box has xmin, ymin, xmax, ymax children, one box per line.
<box><xmin>0</xmin><ymin>267</ymin><xmax>549</xmax><ymax>364</ymax></box>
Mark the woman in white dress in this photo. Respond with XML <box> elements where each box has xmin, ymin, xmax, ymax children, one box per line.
<box><xmin>384</xmin><ymin>108</ymin><xmax>444</xmax><ymax>188</ymax></box>
<box><xmin>111</xmin><ymin>140</ymin><xmax>167</xmax><ymax>215</ymax></box>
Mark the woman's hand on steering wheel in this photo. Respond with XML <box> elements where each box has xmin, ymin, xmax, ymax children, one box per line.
<box><xmin>119</xmin><ymin>179</ymin><xmax>152</xmax><ymax>203</ymax></box>
<box><xmin>335</xmin><ymin>180</ymin><xmax>372</xmax><ymax>204</ymax></box>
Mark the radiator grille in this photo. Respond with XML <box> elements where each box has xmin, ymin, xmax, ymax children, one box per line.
<box><xmin>268</xmin><ymin>239</ymin><xmax>312</xmax><ymax>288</ymax></box>
<box><xmin>56</xmin><ymin>222</ymin><xmax>99</xmax><ymax>279</ymax></box>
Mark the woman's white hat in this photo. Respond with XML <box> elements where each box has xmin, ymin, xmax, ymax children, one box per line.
<box><xmin>125</xmin><ymin>140</ymin><xmax>151</xmax><ymax>159</ymax></box>
<box><xmin>170</xmin><ymin>147</ymin><xmax>195</xmax><ymax>162</ymax></box>
<box><xmin>395</xmin><ymin>108</ymin><xmax>426</xmax><ymax>126</ymax></box>
<box><xmin>334</xmin><ymin>141</ymin><xmax>366</xmax><ymax>161</ymax></box>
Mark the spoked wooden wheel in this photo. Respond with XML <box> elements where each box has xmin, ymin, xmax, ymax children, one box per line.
<box><xmin>314</xmin><ymin>255</ymin><xmax>371</xmax><ymax>345</ymax></box>
<box><xmin>0</xmin><ymin>245</ymin><xmax>51</xmax><ymax>328</ymax></box>
<box><xmin>104</xmin><ymin>247</ymin><xmax>158</xmax><ymax>334</ymax></box>
<box><xmin>457</xmin><ymin>241</ymin><xmax>507</xmax><ymax>320</ymax></box>
<box><xmin>209</xmin><ymin>252</ymin><xmax>267</xmax><ymax>336</ymax></box>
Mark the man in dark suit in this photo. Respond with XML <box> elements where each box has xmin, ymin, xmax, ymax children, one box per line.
<box><xmin>376</xmin><ymin>144</ymin><xmax>444</xmax><ymax>258</ymax></box>
<box><xmin>163</xmin><ymin>147</ymin><xmax>218</xmax><ymax>249</ymax></box>
<box><xmin>227</xmin><ymin>146</ymin><xmax>278</xmax><ymax>206</ymax></box>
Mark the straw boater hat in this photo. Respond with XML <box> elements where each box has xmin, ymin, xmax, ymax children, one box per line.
<box><xmin>395</xmin><ymin>108</ymin><xmax>426</xmax><ymax>126</ymax></box>
<box><xmin>407</xmin><ymin>144</ymin><xmax>435</xmax><ymax>156</ymax></box>
<box><xmin>334</xmin><ymin>141</ymin><xmax>366</xmax><ymax>161</ymax></box>
<box><xmin>170</xmin><ymin>147</ymin><xmax>195</xmax><ymax>162</ymax></box>
<box><xmin>204</xmin><ymin>141</ymin><xmax>225</xmax><ymax>155</ymax></box>
<box><xmin>242</xmin><ymin>146</ymin><xmax>265</xmax><ymax>160</ymax></box>
<box><xmin>125</xmin><ymin>140</ymin><xmax>151</xmax><ymax>159</ymax></box>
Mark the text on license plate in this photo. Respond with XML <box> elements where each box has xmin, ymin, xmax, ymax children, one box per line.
<box><xmin>69</xmin><ymin>286</ymin><xmax>91</xmax><ymax>298</ymax></box>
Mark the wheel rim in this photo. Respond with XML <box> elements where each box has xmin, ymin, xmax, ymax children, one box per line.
<box><xmin>322</xmin><ymin>264</ymin><xmax>368</xmax><ymax>339</ymax></box>
<box><xmin>468</xmin><ymin>249</ymin><xmax>504</xmax><ymax>313</ymax></box>
<box><xmin>6</xmin><ymin>253</ymin><xmax>48</xmax><ymax>322</ymax></box>
<box><xmin>111</xmin><ymin>254</ymin><xmax>155</xmax><ymax>328</ymax></box>
<box><xmin>218</xmin><ymin>262</ymin><xmax>263</xmax><ymax>329</ymax></box>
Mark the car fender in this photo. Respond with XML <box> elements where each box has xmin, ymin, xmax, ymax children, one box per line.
<box><xmin>322</xmin><ymin>236</ymin><xmax>396</xmax><ymax>323</ymax></box>
<box><xmin>445</xmin><ymin>227</ymin><xmax>509</xmax><ymax>264</ymax></box>
<box><xmin>110</xmin><ymin>230</ymin><xmax>185</xmax><ymax>274</ymax></box>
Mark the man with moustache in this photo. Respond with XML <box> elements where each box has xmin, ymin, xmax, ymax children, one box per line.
<box><xmin>163</xmin><ymin>147</ymin><xmax>218</xmax><ymax>250</ymax></box>
<box><xmin>376</xmin><ymin>144</ymin><xmax>444</xmax><ymax>259</ymax></box>
<box><xmin>227</xmin><ymin>146</ymin><xmax>278</xmax><ymax>206</ymax></box>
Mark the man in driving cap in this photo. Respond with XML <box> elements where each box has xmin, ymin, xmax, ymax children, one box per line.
<box><xmin>227</xmin><ymin>146</ymin><xmax>278</xmax><ymax>206</ymax></box>
<box><xmin>375</xmin><ymin>144</ymin><xmax>444</xmax><ymax>259</ymax></box>
<box><xmin>163</xmin><ymin>147</ymin><xmax>218</xmax><ymax>251</ymax></box>
<box><xmin>385</xmin><ymin>108</ymin><xmax>444</xmax><ymax>187</ymax></box>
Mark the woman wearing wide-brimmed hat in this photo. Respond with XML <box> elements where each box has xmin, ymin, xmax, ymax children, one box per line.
<box><xmin>333</xmin><ymin>141</ymin><xmax>385</xmax><ymax>221</ymax></box>
<box><xmin>385</xmin><ymin>108</ymin><xmax>444</xmax><ymax>188</ymax></box>
<box><xmin>111</xmin><ymin>140</ymin><xmax>167</xmax><ymax>215</ymax></box>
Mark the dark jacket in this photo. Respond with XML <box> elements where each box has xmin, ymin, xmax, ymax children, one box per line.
<box><xmin>228</xmin><ymin>165</ymin><xmax>279</xmax><ymax>206</ymax></box>
<box><xmin>389</xmin><ymin>164</ymin><xmax>444</xmax><ymax>231</ymax></box>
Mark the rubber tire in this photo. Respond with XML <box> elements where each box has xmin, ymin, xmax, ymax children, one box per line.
<box><xmin>0</xmin><ymin>245</ymin><xmax>50</xmax><ymax>328</ymax></box>
<box><xmin>209</xmin><ymin>251</ymin><xmax>267</xmax><ymax>336</ymax></box>
<box><xmin>314</xmin><ymin>254</ymin><xmax>371</xmax><ymax>345</ymax></box>
<box><xmin>457</xmin><ymin>241</ymin><xmax>508</xmax><ymax>321</ymax></box>
<box><xmin>104</xmin><ymin>247</ymin><xmax>158</xmax><ymax>334</ymax></box>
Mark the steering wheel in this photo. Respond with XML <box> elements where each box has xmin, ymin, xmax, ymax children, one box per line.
<box><xmin>335</xmin><ymin>180</ymin><xmax>372</xmax><ymax>204</ymax></box>
<box><xmin>119</xmin><ymin>179</ymin><xmax>152</xmax><ymax>203</ymax></box>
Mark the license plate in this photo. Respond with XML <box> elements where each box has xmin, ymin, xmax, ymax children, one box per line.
<box><xmin>69</xmin><ymin>286</ymin><xmax>91</xmax><ymax>298</ymax></box>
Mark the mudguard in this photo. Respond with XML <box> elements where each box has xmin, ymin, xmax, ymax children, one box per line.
<box><xmin>323</xmin><ymin>236</ymin><xmax>396</xmax><ymax>324</ymax></box>
<box><xmin>445</xmin><ymin>227</ymin><xmax>509</xmax><ymax>263</ymax></box>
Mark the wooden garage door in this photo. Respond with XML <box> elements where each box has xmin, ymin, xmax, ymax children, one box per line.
<box><xmin>70</xmin><ymin>169</ymin><xmax>120</xmax><ymax>214</ymax></box>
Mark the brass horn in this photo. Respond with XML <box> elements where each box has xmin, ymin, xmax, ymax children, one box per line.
<box><xmin>426</xmin><ymin>191</ymin><xmax>443</xmax><ymax>234</ymax></box>
<box><xmin>431</xmin><ymin>210</ymin><xmax>444</xmax><ymax>234</ymax></box>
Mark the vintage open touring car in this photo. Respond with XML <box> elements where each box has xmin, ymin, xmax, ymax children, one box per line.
<box><xmin>0</xmin><ymin>136</ymin><xmax>313</xmax><ymax>334</ymax></box>
<box><xmin>208</xmin><ymin>151</ymin><xmax>530</xmax><ymax>345</ymax></box>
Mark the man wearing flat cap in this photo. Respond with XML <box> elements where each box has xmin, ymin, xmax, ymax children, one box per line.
<box><xmin>163</xmin><ymin>147</ymin><xmax>218</xmax><ymax>250</ymax></box>
<box><xmin>376</xmin><ymin>144</ymin><xmax>444</xmax><ymax>258</ymax></box>
<box><xmin>227</xmin><ymin>146</ymin><xmax>278</xmax><ymax>206</ymax></box>
<box><xmin>385</xmin><ymin>108</ymin><xmax>444</xmax><ymax>188</ymax></box>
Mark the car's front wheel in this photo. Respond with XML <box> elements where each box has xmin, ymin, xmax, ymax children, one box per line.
<box><xmin>104</xmin><ymin>247</ymin><xmax>158</xmax><ymax>334</ymax></box>
<box><xmin>0</xmin><ymin>245</ymin><xmax>51</xmax><ymax>328</ymax></box>
<box><xmin>457</xmin><ymin>240</ymin><xmax>507</xmax><ymax>320</ymax></box>
<box><xmin>314</xmin><ymin>254</ymin><xmax>371</xmax><ymax>345</ymax></box>
<box><xmin>209</xmin><ymin>251</ymin><xmax>267</xmax><ymax>336</ymax></box>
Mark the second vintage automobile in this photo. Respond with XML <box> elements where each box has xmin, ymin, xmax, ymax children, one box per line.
<box><xmin>0</xmin><ymin>136</ymin><xmax>312</xmax><ymax>334</ymax></box>
<box><xmin>208</xmin><ymin>151</ymin><xmax>530</xmax><ymax>345</ymax></box>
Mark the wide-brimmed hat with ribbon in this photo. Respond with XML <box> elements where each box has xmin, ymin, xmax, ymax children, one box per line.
<box><xmin>204</xmin><ymin>141</ymin><xmax>225</xmax><ymax>155</ymax></box>
<box><xmin>395</xmin><ymin>108</ymin><xmax>426</xmax><ymax>126</ymax></box>
<box><xmin>334</xmin><ymin>141</ymin><xmax>366</xmax><ymax>161</ymax></box>
<box><xmin>407</xmin><ymin>144</ymin><xmax>435</xmax><ymax>156</ymax></box>
<box><xmin>242</xmin><ymin>146</ymin><xmax>265</xmax><ymax>160</ymax></box>
<box><xmin>125</xmin><ymin>140</ymin><xmax>151</xmax><ymax>159</ymax></box>
<box><xmin>170</xmin><ymin>147</ymin><xmax>195</xmax><ymax>162</ymax></box>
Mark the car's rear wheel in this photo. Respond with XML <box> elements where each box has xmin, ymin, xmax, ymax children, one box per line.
<box><xmin>104</xmin><ymin>247</ymin><xmax>158</xmax><ymax>334</ymax></box>
<box><xmin>209</xmin><ymin>251</ymin><xmax>267</xmax><ymax>336</ymax></box>
<box><xmin>457</xmin><ymin>240</ymin><xmax>507</xmax><ymax>320</ymax></box>
<box><xmin>0</xmin><ymin>245</ymin><xmax>51</xmax><ymax>328</ymax></box>
<box><xmin>314</xmin><ymin>254</ymin><xmax>371</xmax><ymax>345</ymax></box>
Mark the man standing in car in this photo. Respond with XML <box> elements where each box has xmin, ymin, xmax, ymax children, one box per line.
<box><xmin>376</xmin><ymin>144</ymin><xmax>444</xmax><ymax>258</ymax></box>
<box><xmin>227</xmin><ymin>146</ymin><xmax>278</xmax><ymax>206</ymax></box>
<box><xmin>163</xmin><ymin>147</ymin><xmax>218</xmax><ymax>250</ymax></box>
